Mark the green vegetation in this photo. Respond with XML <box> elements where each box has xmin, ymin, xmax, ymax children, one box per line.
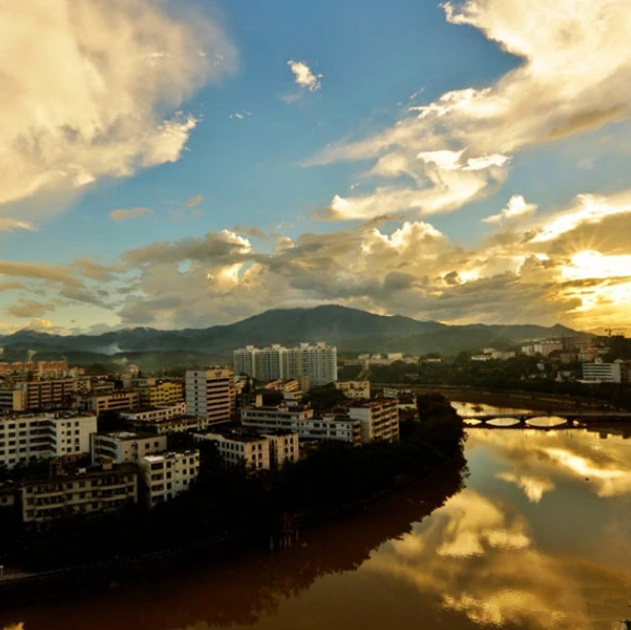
<box><xmin>355</xmin><ymin>355</ymin><xmax>631</xmax><ymax>409</ymax></box>
<box><xmin>302</xmin><ymin>383</ymin><xmax>348</xmax><ymax>410</ymax></box>
<box><xmin>0</xmin><ymin>394</ymin><xmax>466</xmax><ymax>572</ymax></box>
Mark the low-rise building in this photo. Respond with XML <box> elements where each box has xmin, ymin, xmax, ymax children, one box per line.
<box><xmin>195</xmin><ymin>430</ymin><xmax>271</xmax><ymax>471</ymax></box>
<box><xmin>261</xmin><ymin>431</ymin><xmax>300</xmax><ymax>467</ymax></box>
<box><xmin>135</xmin><ymin>381</ymin><xmax>184</xmax><ymax>406</ymax></box>
<box><xmin>334</xmin><ymin>381</ymin><xmax>371</xmax><ymax>400</ymax></box>
<box><xmin>292</xmin><ymin>414</ymin><xmax>362</xmax><ymax>445</ymax></box>
<box><xmin>582</xmin><ymin>361</ymin><xmax>627</xmax><ymax>383</ymax></box>
<box><xmin>241</xmin><ymin>404</ymin><xmax>362</xmax><ymax>445</ymax></box>
<box><xmin>90</xmin><ymin>431</ymin><xmax>167</xmax><ymax>465</ymax></box>
<box><xmin>139</xmin><ymin>450</ymin><xmax>200</xmax><ymax>508</ymax></box>
<box><xmin>21</xmin><ymin>461</ymin><xmax>138</xmax><ymax>523</ymax></box>
<box><xmin>347</xmin><ymin>399</ymin><xmax>400</xmax><ymax>443</ymax></box>
<box><xmin>0</xmin><ymin>412</ymin><xmax>97</xmax><ymax>469</ymax></box>
<box><xmin>120</xmin><ymin>402</ymin><xmax>187</xmax><ymax>423</ymax></box>
<box><xmin>82</xmin><ymin>391</ymin><xmax>140</xmax><ymax>414</ymax></box>
<box><xmin>127</xmin><ymin>415</ymin><xmax>209</xmax><ymax>435</ymax></box>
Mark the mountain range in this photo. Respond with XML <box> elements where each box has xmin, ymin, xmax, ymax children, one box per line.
<box><xmin>0</xmin><ymin>305</ymin><xmax>583</xmax><ymax>369</ymax></box>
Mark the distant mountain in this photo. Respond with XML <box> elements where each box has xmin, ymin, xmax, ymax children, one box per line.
<box><xmin>0</xmin><ymin>305</ymin><xmax>587</xmax><ymax>365</ymax></box>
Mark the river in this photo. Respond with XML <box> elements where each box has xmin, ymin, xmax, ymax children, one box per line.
<box><xmin>2</xmin><ymin>421</ymin><xmax>631</xmax><ymax>630</ymax></box>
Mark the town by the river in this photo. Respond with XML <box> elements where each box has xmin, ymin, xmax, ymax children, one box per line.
<box><xmin>2</xmin><ymin>403</ymin><xmax>631</xmax><ymax>630</ymax></box>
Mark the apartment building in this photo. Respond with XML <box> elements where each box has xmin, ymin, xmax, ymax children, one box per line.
<box><xmin>139</xmin><ymin>450</ymin><xmax>200</xmax><ymax>508</ymax></box>
<box><xmin>0</xmin><ymin>387</ymin><xmax>27</xmax><ymax>413</ymax></box>
<box><xmin>135</xmin><ymin>381</ymin><xmax>184</xmax><ymax>406</ymax></box>
<box><xmin>195</xmin><ymin>430</ymin><xmax>271</xmax><ymax>471</ymax></box>
<box><xmin>120</xmin><ymin>402</ymin><xmax>187</xmax><ymax>423</ymax></box>
<box><xmin>582</xmin><ymin>361</ymin><xmax>627</xmax><ymax>383</ymax></box>
<box><xmin>90</xmin><ymin>431</ymin><xmax>167</xmax><ymax>465</ymax></box>
<box><xmin>262</xmin><ymin>431</ymin><xmax>300</xmax><ymax>467</ymax></box>
<box><xmin>126</xmin><ymin>415</ymin><xmax>209</xmax><ymax>435</ymax></box>
<box><xmin>334</xmin><ymin>381</ymin><xmax>371</xmax><ymax>400</ymax></box>
<box><xmin>21</xmin><ymin>461</ymin><xmax>138</xmax><ymax>523</ymax></box>
<box><xmin>0</xmin><ymin>412</ymin><xmax>97</xmax><ymax>469</ymax></box>
<box><xmin>185</xmin><ymin>368</ymin><xmax>235</xmax><ymax>425</ymax></box>
<box><xmin>233</xmin><ymin>346</ymin><xmax>259</xmax><ymax>377</ymax></box>
<box><xmin>83</xmin><ymin>391</ymin><xmax>140</xmax><ymax>414</ymax></box>
<box><xmin>241</xmin><ymin>404</ymin><xmax>362</xmax><ymax>445</ymax></box>
<box><xmin>347</xmin><ymin>399</ymin><xmax>400</xmax><ymax>443</ymax></box>
<box><xmin>233</xmin><ymin>342</ymin><xmax>338</xmax><ymax>387</ymax></box>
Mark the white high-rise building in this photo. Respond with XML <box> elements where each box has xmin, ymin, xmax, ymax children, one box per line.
<box><xmin>234</xmin><ymin>346</ymin><xmax>259</xmax><ymax>377</ymax></box>
<box><xmin>185</xmin><ymin>368</ymin><xmax>235</xmax><ymax>425</ymax></box>
<box><xmin>232</xmin><ymin>342</ymin><xmax>337</xmax><ymax>387</ymax></box>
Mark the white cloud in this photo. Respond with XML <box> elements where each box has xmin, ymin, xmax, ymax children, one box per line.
<box><xmin>482</xmin><ymin>195</ymin><xmax>538</xmax><ymax>224</ymax></box>
<box><xmin>0</xmin><ymin>1</ymin><xmax>236</xmax><ymax>208</ymax></box>
<box><xmin>0</xmin><ymin>218</ymin><xmax>34</xmax><ymax>232</ymax></box>
<box><xmin>312</xmin><ymin>0</ymin><xmax>631</xmax><ymax>220</ymax></box>
<box><xmin>109</xmin><ymin>207</ymin><xmax>153</xmax><ymax>222</ymax></box>
<box><xmin>287</xmin><ymin>60</ymin><xmax>322</xmax><ymax>92</ymax></box>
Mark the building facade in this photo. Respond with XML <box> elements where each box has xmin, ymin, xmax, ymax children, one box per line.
<box><xmin>233</xmin><ymin>342</ymin><xmax>338</xmax><ymax>387</ymax></box>
<box><xmin>195</xmin><ymin>430</ymin><xmax>271</xmax><ymax>471</ymax></box>
<box><xmin>83</xmin><ymin>391</ymin><xmax>140</xmax><ymax>414</ymax></box>
<box><xmin>90</xmin><ymin>431</ymin><xmax>167</xmax><ymax>465</ymax></box>
<box><xmin>0</xmin><ymin>413</ymin><xmax>97</xmax><ymax>469</ymax></box>
<box><xmin>135</xmin><ymin>381</ymin><xmax>184</xmax><ymax>406</ymax></box>
<box><xmin>347</xmin><ymin>399</ymin><xmax>400</xmax><ymax>443</ymax></box>
<box><xmin>334</xmin><ymin>381</ymin><xmax>371</xmax><ymax>400</ymax></box>
<box><xmin>139</xmin><ymin>450</ymin><xmax>200</xmax><ymax>508</ymax></box>
<box><xmin>120</xmin><ymin>402</ymin><xmax>187</xmax><ymax>423</ymax></box>
<box><xmin>240</xmin><ymin>404</ymin><xmax>362</xmax><ymax>445</ymax></box>
<box><xmin>185</xmin><ymin>368</ymin><xmax>235</xmax><ymax>425</ymax></box>
<box><xmin>21</xmin><ymin>462</ymin><xmax>138</xmax><ymax>523</ymax></box>
<box><xmin>582</xmin><ymin>361</ymin><xmax>626</xmax><ymax>383</ymax></box>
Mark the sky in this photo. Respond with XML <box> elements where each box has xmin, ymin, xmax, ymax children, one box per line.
<box><xmin>2</xmin><ymin>0</ymin><xmax>631</xmax><ymax>335</ymax></box>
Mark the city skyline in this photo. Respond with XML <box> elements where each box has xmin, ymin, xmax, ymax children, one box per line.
<box><xmin>2</xmin><ymin>1</ymin><xmax>631</xmax><ymax>335</ymax></box>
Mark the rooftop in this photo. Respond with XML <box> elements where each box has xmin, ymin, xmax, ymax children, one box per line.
<box><xmin>141</xmin><ymin>450</ymin><xmax>199</xmax><ymax>463</ymax></box>
<box><xmin>98</xmin><ymin>430</ymin><xmax>157</xmax><ymax>441</ymax></box>
<box><xmin>196</xmin><ymin>429</ymin><xmax>268</xmax><ymax>443</ymax></box>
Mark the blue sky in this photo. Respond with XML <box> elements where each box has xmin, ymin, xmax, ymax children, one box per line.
<box><xmin>2</xmin><ymin>0</ymin><xmax>631</xmax><ymax>334</ymax></box>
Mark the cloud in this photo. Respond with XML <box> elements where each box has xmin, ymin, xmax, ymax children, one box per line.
<box><xmin>0</xmin><ymin>218</ymin><xmax>35</xmax><ymax>232</ymax></box>
<box><xmin>482</xmin><ymin>195</ymin><xmax>538</xmax><ymax>224</ymax></box>
<box><xmin>72</xmin><ymin>259</ymin><xmax>126</xmax><ymax>282</ymax></box>
<box><xmin>311</xmin><ymin>0</ymin><xmax>631</xmax><ymax>220</ymax></box>
<box><xmin>106</xmin><ymin>184</ymin><xmax>631</xmax><ymax>331</ymax></box>
<box><xmin>186</xmin><ymin>195</ymin><xmax>204</xmax><ymax>208</ymax></box>
<box><xmin>0</xmin><ymin>261</ymin><xmax>84</xmax><ymax>289</ymax></box>
<box><xmin>6</xmin><ymin>300</ymin><xmax>56</xmax><ymax>319</ymax></box>
<box><xmin>287</xmin><ymin>60</ymin><xmax>322</xmax><ymax>92</ymax></box>
<box><xmin>0</xmin><ymin>1</ymin><xmax>236</xmax><ymax>208</ymax></box>
<box><xmin>109</xmin><ymin>207</ymin><xmax>153</xmax><ymax>222</ymax></box>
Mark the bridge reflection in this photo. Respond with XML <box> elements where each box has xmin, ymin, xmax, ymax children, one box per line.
<box><xmin>463</xmin><ymin>416</ymin><xmax>570</xmax><ymax>429</ymax></box>
<box><xmin>463</xmin><ymin>410</ymin><xmax>631</xmax><ymax>429</ymax></box>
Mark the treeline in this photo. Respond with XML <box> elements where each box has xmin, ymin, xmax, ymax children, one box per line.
<box><xmin>1</xmin><ymin>395</ymin><xmax>466</xmax><ymax>572</ymax></box>
<box><xmin>340</xmin><ymin>356</ymin><xmax>631</xmax><ymax>409</ymax></box>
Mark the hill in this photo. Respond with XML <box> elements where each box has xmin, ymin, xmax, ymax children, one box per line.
<box><xmin>0</xmin><ymin>305</ymin><xmax>585</xmax><ymax>368</ymax></box>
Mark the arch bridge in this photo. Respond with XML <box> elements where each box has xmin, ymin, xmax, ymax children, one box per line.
<box><xmin>462</xmin><ymin>410</ymin><xmax>631</xmax><ymax>429</ymax></box>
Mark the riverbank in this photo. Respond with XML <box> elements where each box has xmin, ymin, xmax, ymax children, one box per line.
<box><xmin>0</xmin><ymin>449</ymin><xmax>466</xmax><ymax>607</ymax></box>
<box><xmin>377</xmin><ymin>384</ymin><xmax>620</xmax><ymax>412</ymax></box>
<box><xmin>0</xmin><ymin>403</ymin><xmax>466</xmax><ymax>606</ymax></box>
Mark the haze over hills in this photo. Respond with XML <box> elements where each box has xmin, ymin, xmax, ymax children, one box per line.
<box><xmin>0</xmin><ymin>305</ymin><xmax>583</xmax><ymax>367</ymax></box>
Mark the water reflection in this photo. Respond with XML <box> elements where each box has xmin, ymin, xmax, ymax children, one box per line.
<box><xmin>487</xmin><ymin>417</ymin><xmax>522</xmax><ymax>427</ymax></box>
<box><xmin>526</xmin><ymin>416</ymin><xmax>567</xmax><ymax>427</ymax></box>
<box><xmin>3</xmin><ymin>428</ymin><xmax>631</xmax><ymax>630</ymax></box>
<box><xmin>452</xmin><ymin>401</ymin><xmax>532</xmax><ymax>417</ymax></box>
<box><xmin>367</xmin><ymin>428</ymin><xmax>631</xmax><ymax>630</ymax></box>
<box><xmin>0</xmin><ymin>458</ymin><xmax>467</xmax><ymax>630</ymax></box>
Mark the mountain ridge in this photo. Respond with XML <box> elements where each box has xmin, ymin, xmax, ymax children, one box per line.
<box><xmin>0</xmin><ymin>305</ymin><xmax>586</xmax><ymax>364</ymax></box>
